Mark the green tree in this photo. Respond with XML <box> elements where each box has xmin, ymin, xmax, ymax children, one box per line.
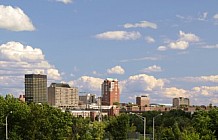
<box><xmin>180</xmin><ymin>127</ymin><xmax>200</xmax><ymax>140</ymax></box>
<box><xmin>192</xmin><ymin>110</ymin><xmax>216</xmax><ymax>139</ymax></box>
<box><xmin>90</xmin><ymin>121</ymin><xmax>106</xmax><ymax>140</ymax></box>
<box><xmin>71</xmin><ymin>117</ymin><xmax>92</xmax><ymax>140</ymax></box>
<box><xmin>106</xmin><ymin>114</ymin><xmax>130</xmax><ymax>140</ymax></box>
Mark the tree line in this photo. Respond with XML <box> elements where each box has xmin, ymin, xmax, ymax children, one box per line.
<box><xmin>0</xmin><ymin>95</ymin><xmax>218</xmax><ymax>140</ymax></box>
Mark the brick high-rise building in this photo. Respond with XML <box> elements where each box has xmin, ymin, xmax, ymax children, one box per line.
<box><xmin>101</xmin><ymin>78</ymin><xmax>120</xmax><ymax>105</ymax></box>
<box><xmin>136</xmin><ymin>95</ymin><xmax>150</xmax><ymax>107</ymax></box>
<box><xmin>25</xmin><ymin>74</ymin><xmax>47</xmax><ymax>103</ymax></box>
<box><xmin>48</xmin><ymin>83</ymin><xmax>79</xmax><ymax>108</ymax></box>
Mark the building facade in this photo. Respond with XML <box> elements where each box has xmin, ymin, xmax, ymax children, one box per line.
<box><xmin>25</xmin><ymin>74</ymin><xmax>47</xmax><ymax>103</ymax></box>
<box><xmin>136</xmin><ymin>95</ymin><xmax>150</xmax><ymax>107</ymax></box>
<box><xmin>101</xmin><ymin>78</ymin><xmax>120</xmax><ymax>105</ymax></box>
<box><xmin>173</xmin><ymin>97</ymin><xmax>190</xmax><ymax>107</ymax></box>
<box><xmin>48</xmin><ymin>83</ymin><xmax>79</xmax><ymax>108</ymax></box>
<box><xmin>79</xmin><ymin>93</ymin><xmax>96</xmax><ymax>106</ymax></box>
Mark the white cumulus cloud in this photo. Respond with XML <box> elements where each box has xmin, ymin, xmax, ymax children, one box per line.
<box><xmin>158</xmin><ymin>31</ymin><xmax>199</xmax><ymax>51</ymax></box>
<box><xmin>123</xmin><ymin>21</ymin><xmax>157</xmax><ymax>29</ymax></box>
<box><xmin>0</xmin><ymin>41</ymin><xmax>62</xmax><ymax>96</ymax></box>
<box><xmin>179</xmin><ymin>31</ymin><xmax>199</xmax><ymax>42</ymax></box>
<box><xmin>169</xmin><ymin>41</ymin><xmax>189</xmax><ymax>50</ymax></box>
<box><xmin>56</xmin><ymin>0</ymin><xmax>73</xmax><ymax>4</ymax></box>
<box><xmin>0</xmin><ymin>5</ymin><xmax>35</xmax><ymax>31</ymax></box>
<box><xmin>122</xmin><ymin>74</ymin><xmax>164</xmax><ymax>92</ymax></box>
<box><xmin>163</xmin><ymin>87</ymin><xmax>189</xmax><ymax>98</ymax></box>
<box><xmin>192</xmin><ymin>86</ymin><xmax>218</xmax><ymax>96</ymax></box>
<box><xmin>69</xmin><ymin>76</ymin><xmax>103</xmax><ymax>93</ymax></box>
<box><xmin>107</xmin><ymin>66</ymin><xmax>125</xmax><ymax>75</ymax></box>
<box><xmin>95</xmin><ymin>31</ymin><xmax>141</xmax><ymax>40</ymax></box>
<box><xmin>0</xmin><ymin>42</ymin><xmax>44</xmax><ymax>62</ymax></box>
<box><xmin>141</xmin><ymin>65</ymin><xmax>162</xmax><ymax>73</ymax></box>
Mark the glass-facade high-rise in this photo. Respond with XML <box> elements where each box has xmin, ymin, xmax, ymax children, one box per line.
<box><xmin>25</xmin><ymin>74</ymin><xmax>47</xmax><ymax>103</ymax></box>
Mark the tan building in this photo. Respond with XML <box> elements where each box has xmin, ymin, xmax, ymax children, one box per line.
<box><xmin>48</xmin><ymin>83</ymin><xmax>79</xmax><ymax>108</ymax></box>
<box><xmin>101</xmin><ymin>78</ymin><xmax>120</xmax><ymax>105</ymax></box>
<box><xmin>18</xmin><ymin>95</ymin><xmax>25</xmax><ymax>102</ymax></box>
<box><xmin>136</xmin><ymin>95</ymin><xmax>150</xmax><ymax>107</ymax></box>
<box><xmin>173</xmin><ymin>97</ymin><xmax>190</xmax><ymax>107</ymax></box>
<box><xmin>25</xmin><ymin>74</ymin><xmax>47</xmax><ymax>103</ymax></box>
<box><xmin>79</xmin><ymin>93</ymin><xmax>96</xmax><ymax>105</ymax></box>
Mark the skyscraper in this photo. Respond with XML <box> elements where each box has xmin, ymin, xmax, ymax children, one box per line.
<box><xmin>101</xmin><ymin>78</ymin><xmax>120</xmax><ymax>105</ymax></box>
<box><xmin>48</xmin><ymin>83</ymin><xmax>79</xmax><ymax>108</ymax></box>
<box><xmin>25</xmin><ymin>74</ymin><xmax>47</xmax><ymax>103</ymax></box>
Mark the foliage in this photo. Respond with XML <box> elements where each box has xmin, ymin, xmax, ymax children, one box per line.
<box><xmin>0</xmin><ymin>95</ymin><xmax>72</xmax><ymax>140</ymax></box>
<box><xmin>1</xmin><ymin>95</ymin><xmax>218</xmax><ymax>139</ymax></box>
<box><xmin>105</xmin><ymin>114</ymin><xmax>132</xmax><ymax>140</ymax></box>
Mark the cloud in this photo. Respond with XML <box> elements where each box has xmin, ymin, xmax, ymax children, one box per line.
<box><xmin>95</xmin><ymin>31</ymin><xmax>141</xmax><ymax>40</ymax></box>
<box><xmin>0</xmin><ymin>42</ymin><xmax>44</xmax><ymax>62</ymax></box>
<box><xmin>141</xmin><ymin>65</ymin><xmax>162</xmax><ymax>73</ymax></box>
<box><xmin>176</xmin><ymin>12</ymin><xmax>208</xmax><ymax>22</ymax></box>
<box><xmin>145</xmin><ymin>36</ymin><xmax>155</xmax><ymax>43</ymax></box>
<box><xmin>202</xmin><ymin>44</ymin><xmax>218</xmax><ymax>49</ymax></box>
<box><xmin>122</xmin><ymin>74</ymin><xmax>164</xmax><ymax>92</ymax></box>
<box><xmin>213</xmin><ymin>14</ymin><xmax>218</xmax><ymax>20</ymax></box>
<box><xmin>69</xmin><ymin>76</ymin><xmax>103</xmax><ymax>93</ymax></box>
<box><xmin>192</xmin><ymin>86</ymin><xmax>218</xmax><ymax>96</ymax></box>
<box><xmin>64</xmin><ymin>74</ymin><xmax>218</xmax><ymax>105</ymax></box>
<box><xmin>120</xmin><ymin>55</ymin><xmax>163</xmax><ymax>63</ymax></box>
<box><xmin>163</xmin><ymin>87</ymin><xmax>189</xmax><ymax>98</ymax></box>
<box><xmin>179</xmin><ymin>75</ymin><xmax>218</xmax><ymax>83</ymax></box>
<box><xmin>107</xmin><ymin>66</ymin><xmax>125</xmax><ymax>75</ymax></box>
<box><xmin>123</xmin><ymin>21</ymin><xmax>157</xmax><ymax>29</ymax></box>
<box><xmin>0</xmin><ymin>41</ymin><xmax>61</xmax><ymax>96</ymax></box>
<box><xmin>169</xmin><ymin>41</ymin><xmax>189</xmax><ymax>50</ymax></box>
<box><xmin>0</xmin><ymin>5</ymin><xmax>35</xmax><ymax>31</ymax></box>
<box><xmin>158</xmin><ymin>31</ymin><xmax>199</xmax><ymax>51</ymax></box>
<box><xmin>179</xmin><ymin>31</ymin><xmax>199</xmax><ymax>42</ymax></box>
<box><xmin>198</xmin><ymin>12</ymin><xmax>208</xmax><ymax>21</ymax></box>
<box><xmin>56</xmin><ymin>0</ymin><xmax>73</xmax><ymax>4</ymax></box>
<box><xmin>157</xmin><ymin>46</ymin><xmax>167</xmax><ymax>51</ymax></box>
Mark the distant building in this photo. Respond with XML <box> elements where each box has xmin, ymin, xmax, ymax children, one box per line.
<box><xmin>79</xmin><ymin>93</ymin><xmax>96</xmax><ymax>107</ymax></box>
<box><xmin>101</xmin><ymin>78</ymin><xmax>120</xmax><ymax>105</ymax></box>
<box><xmin>173</xmin><ymin>97</ymin><xmax>190</xmax><ymax>107</ymax></box>
<box><xmin>19</xmin><ymin>95</ymin><xmax>25</xmax><ymax>102</ymax></box>
<box><xmin>48</xmin><ymin>83</ymin><xmax>79</xmax><ymax>108</ymax></box>
<box><xmin>136</xmin><ymin>95</ymin><xmax>150</xmax><ymax>107</ymax></box>
<box><xmin>25</xmin><ymin>74</ymin><xmax>47</xmax><ymax>103</ymax></box>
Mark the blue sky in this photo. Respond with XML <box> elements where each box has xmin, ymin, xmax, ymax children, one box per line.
<box><xmin>1</xmin><ymin>0</ymin><xmax>218</xmax><ymax>105</ymax></box>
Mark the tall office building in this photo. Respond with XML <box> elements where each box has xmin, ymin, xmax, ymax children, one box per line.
<box><xmin>48</xmin><ymin>83</ymin><xmax>79</xmax><ymax>108</ymax></box>
<box><xmin>101</xmin><ymin>78</ymin><xmax>120</xmax><ymax>105</ymax></box>
<box><xmin>173</xmin><ymin>97</ymin><xmax>190</xmax><ymax>107</ymax></box>
<box><xmin>136</xmin><ymin>95</ymin><xmax>150</xmax><ymax>107</ymax></box>
<box><xmin>25</xmin><ymin>74</ymin><xmax>47</xmax><ymax>103</ymax></box>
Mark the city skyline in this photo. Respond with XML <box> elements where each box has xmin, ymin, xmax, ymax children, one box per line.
<box><xmin>1</xmin><ymin>1</ymin><xmax>218</xmax><ymax>105</ymax></box>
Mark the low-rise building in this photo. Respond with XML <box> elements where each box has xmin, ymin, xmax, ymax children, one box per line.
<box><xmin>79</xmin><ymin>93</ymin><xmax>96</xmax><ymax>108</ymax></box>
